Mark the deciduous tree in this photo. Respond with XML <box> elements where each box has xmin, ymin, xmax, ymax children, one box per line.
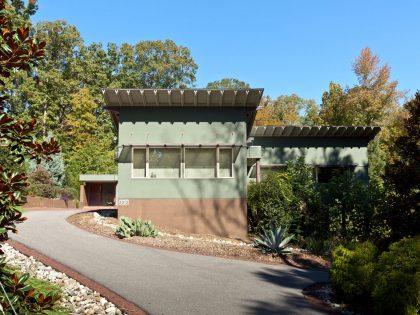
<box><xmin>206</xmin><ymin>78</ymin><xmax>250</xmax><ymax>89</ymax></box>
<box><xmin>255</xmin><ymin>94</ymin><xmax>320</xmax><ymax>125</ymax></box>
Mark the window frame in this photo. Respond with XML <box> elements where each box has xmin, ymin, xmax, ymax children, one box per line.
<box><xmin>131</xmin><ymin>147</ymin><xmax>147</xmax><ymax>179</ymax></box>
<box><xmin>131</xmin><ymin>146</ymin><xmax>234</xmax><ymax>179</ymax></box>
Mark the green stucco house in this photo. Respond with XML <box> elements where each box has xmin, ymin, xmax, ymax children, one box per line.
<box><xmin>80</xmin><ymin>88</ymin><xmax>380</xmax><ymax>238</ymax></box>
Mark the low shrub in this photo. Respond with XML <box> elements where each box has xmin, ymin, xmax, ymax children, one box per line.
<box><xmin>254</xmin><ymin>224</ymin><xmax>294</xmax><ymax>257</ymax></box>
<box><xmin>248</xmin><ymin>172</ymin><xmax>296</xmax><ymax>234</ymax></box>
<box><xmin>30</xmin><ymin>183</ymin><xmax>59</xmax><ymax>199</ymax></box>
<box><xmin>330</xmin><ymin>241</ymin><xmax>378</xmax><ymax>303</ymax></box>
<box><xmin>373</xmin><ymin>236</ymin><xmax>420</xmax><ymax>315</ymax></box>
<box><xmin>115</xmin><ymin>216</ymin><xmax>158</xmax><ymax>238</ymax></box>
<box><xmin>58</xmin><ymin>186</ymin><xmax>78</xmax><ymax>200</ymax></box>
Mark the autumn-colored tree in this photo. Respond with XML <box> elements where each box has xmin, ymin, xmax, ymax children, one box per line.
<box><xmin>255</xmin><ymin>94</ymin><xmax>320</xmax><ymax>126</ymax></box>
<box><xmin>320</xmin><ymin>48</ymin><xmax>406</xmax><ymax>187</ymax></box>
<box><xmin>254</xmin><ymin>96</ymin><xmax>282</xmax><ymax>125</ymax></box>
<box><xmin>206</xmin><ymin>78</ymin><xmax>250</xmax><ymax>89</ymax></box>
<box><xmin>320</xmin><ymin>48</ymin><xmax>404</xmax><ymax>126</ymax></box>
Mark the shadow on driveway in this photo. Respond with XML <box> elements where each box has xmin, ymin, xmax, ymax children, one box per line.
<box><xmin>242</xmin><ymin>267</ymin><xmax>329</xmax><ymax>315</ymax></box>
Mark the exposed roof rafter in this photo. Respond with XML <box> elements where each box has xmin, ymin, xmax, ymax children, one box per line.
<box><xmin>250</xmin><ymin>126</ymin><xmax>381</xmax><ymax>139</ymax></box>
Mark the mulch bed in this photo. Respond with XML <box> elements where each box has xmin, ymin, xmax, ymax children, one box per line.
<box><xmin>67</xmin><ymin>211</ymin><xmax>330</xmax><ymax>269</ymax></box>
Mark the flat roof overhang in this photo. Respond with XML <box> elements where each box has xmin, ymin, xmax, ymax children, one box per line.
<box><xmin>102</xmin><ymin>88</ymin><xmax>264</xmax><ymax>135</ymax></box>
<box><xmin>250</xmin><ymin>125</ymin><xmax>381</xmax><ymax>140</ymax></box>
<box><xmin>102</xmin><ymin>88</ymin><xmax>264</xmax><ymax>108</ymax></box>
<box><xmin>79</xmin><ymin>174</ymin><xmax>118</xmax><ymax>183</ymax></box>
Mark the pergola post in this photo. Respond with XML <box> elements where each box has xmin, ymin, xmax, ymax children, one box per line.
<box><xmin>256</xmin><ymin>159</ymin><xmax>261</xmax><ymax>183</ymax></box>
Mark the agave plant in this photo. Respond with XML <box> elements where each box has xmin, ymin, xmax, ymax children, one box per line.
<box><xmin>115</xmin><ymin>216</ymin><xmax>158</xmax><ymax>238</ymax></box>
<box><xmin>115</xmin><ymin>216</ymin><xmax>134</xmax><ymax>238</ymax></box>
<box><xmin>254</xmin><ymin>224</ymin><xmax>294</xmax><ymax>256</ymax></box>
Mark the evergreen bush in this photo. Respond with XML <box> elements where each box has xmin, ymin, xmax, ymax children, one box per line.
<box><xmin>373</xmin><ymin>236</ymin><xmax>420</xmax><ymax>315</ymax></box>
<box><xmin>330</xmin><ymin>241</ymin><xmax>378</xmax><ymax>303</ymax></box>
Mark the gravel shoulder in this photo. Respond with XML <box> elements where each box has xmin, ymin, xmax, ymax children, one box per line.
<box><xmin>2</xmin><ymin>243</ymin><xmax>127</xmax><ymax>315</ymax></box>
<box><xmin>67</xmin><ymin>210</ymin><xmax>330</xmax><ymax>269</ymax></box>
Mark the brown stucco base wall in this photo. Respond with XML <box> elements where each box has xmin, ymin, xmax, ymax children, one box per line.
<box><xmin>24</xmin><ymin>196</ymin><xmax>77</xmax><ymax>209</ymax></box>
<box><xmin>118</xmin><ymin>198</ymin><xmax>248</xmax><ymax>239</ymax></box>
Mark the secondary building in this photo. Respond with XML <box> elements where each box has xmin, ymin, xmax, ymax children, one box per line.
<box><xmin>79</xmin><ymin>88</ymin><xmax>380</xmax><ymax>238</ymax></box>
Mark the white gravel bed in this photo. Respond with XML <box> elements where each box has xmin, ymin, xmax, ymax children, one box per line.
<box><xmin>1</xmin><ymin>243</ymin><xmax>127</xmax><ymax>315</ymax></box>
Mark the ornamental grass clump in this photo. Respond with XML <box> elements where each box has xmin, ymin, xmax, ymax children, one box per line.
<box><xmin>254</xmin><ymin>224</ymin><xmax>294</xmax><ymax>257</ymax></box>
<box><xmin>115</xmin><ymin>216</ymin><xmax>158</xmax><ymax>238</ymax></box>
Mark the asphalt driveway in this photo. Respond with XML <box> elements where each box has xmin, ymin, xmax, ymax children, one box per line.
<box><xmin>12</xmin><ymin>210</ymin><xmax>328</xmax><ymax>315</ymax></box>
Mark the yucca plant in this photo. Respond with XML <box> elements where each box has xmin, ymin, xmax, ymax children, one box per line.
<box><xmin>254</xmin><ymin>224</ymin><xmax>294</xmax><ymax>256</ymax></box>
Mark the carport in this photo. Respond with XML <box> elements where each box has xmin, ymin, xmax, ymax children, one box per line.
<box><xmin>79</xmin><ymin>174</ymin><xmax>117</xmax><ymax>207</ymax></box>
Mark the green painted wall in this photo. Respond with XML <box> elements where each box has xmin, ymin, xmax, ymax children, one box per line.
<box><xmin>117</xmin><ymin>108</ymin><xmax>249</xmax><ymax>199</ymax></box>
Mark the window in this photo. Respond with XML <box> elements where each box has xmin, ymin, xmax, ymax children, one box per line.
<box><xmin>185</xmin><ymin>148</ymin><xmax>216</xmax><ymax>178</ymax></box>
<box><xmin>149</xmin><ymin>148</ymin><xmax>180</xmax><ymax>178</ymax></box>
<box><xmin>132</xmin><ymin>148</ymin><xmax>146</xmax><ymax>178</ymax></box>
<box><xmin>219</xmin><ymin>149</ymin><xmax>232</xmax><ymax>177</ymax></box>
<box><xmin>132</xmin><ymin>147</ymin><xmax>234</xmax><ymax>179</ymax></box>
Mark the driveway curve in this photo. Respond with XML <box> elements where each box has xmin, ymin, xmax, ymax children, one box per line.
<box><xmin>12</xmin><ymin>210</ymin><xmax>328</xmax><ymax>315</ymax></box>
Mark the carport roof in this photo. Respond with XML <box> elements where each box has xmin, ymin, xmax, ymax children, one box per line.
<box><xmin>79</xmin><ymin>174</ymin><xmax>118</xmax><ymax>183</ymax></box>
<box><xmin>250</xmin><ymin>125</ymin><xmax>381</xmax><ymax>139</ymax></box>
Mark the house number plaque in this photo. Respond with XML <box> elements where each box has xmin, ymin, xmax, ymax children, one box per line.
<box><xmin>118</xmin><ymin>199</ymin><xmax>129</xmax><ymax>206</ymax></box>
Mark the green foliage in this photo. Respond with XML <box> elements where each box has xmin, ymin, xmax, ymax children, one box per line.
<box><xmin>381</xmin><ymin>92</ymin><xmax>420</xmax><ymax>243</ymax></box>
<box><xmin>0</xmin><ymin>256</ymin><xmax>61</xmax><ymax>314</ymax></box>
<box><xmin>331</xmin><ymin>237</ymin><xmax>420</xmax><ymax>315</ymax></box>
<box><xmin>330</xmin><ymin>242</ymin><xmax>378</xmax><ymax>303</ymax></box>
<box><xmin>115</xmin><ymin>216</ymin><xmax>158</xmax><ymax>238</ymax></box>
<box><xmin>372</xmin><ymin>236</ymin><xmax>420</xmax><ymax>315</ymax></box>
<box><xmin>321</xmin><ymin>171</ymin><xmax>371</xmax><ymax>241</ymax></box>
<box><xmin>248</xmin><ymin>172</ymin><xmax>295</xmax><ymax>234</ymax></box>
<box><xmin>206</xmin><ymin>78</ymin><xmax>250</xmax><ymax>89</ymax></box>
<box><xmin>114</xmin><ymin>39</ymin><xmax>197</xmax><ymax>88</ymax></box>
<box><xmin>286</xmin><ymin>157</ymin><xmax>321</xmax><ymax>237</ymax></box>
<box><xmin>254</xmin><ymin>224</ymin><xmax>294</xmax><ymax>256</ymax></box>
<box><xmin>0</xmin><ymin>0</ymin><xmax>60</xmax><ymax>242</ymax></box>
<box><xmin>3</xmin><ymin>18</ymin><xmax>198</xmax><ymax>198</ymax></box>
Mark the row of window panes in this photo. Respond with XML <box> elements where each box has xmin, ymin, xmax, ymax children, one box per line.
<box><xmin>132</xmin><ymin>147</ymin><xmax>233</xmax><ymax>178</ymax></box>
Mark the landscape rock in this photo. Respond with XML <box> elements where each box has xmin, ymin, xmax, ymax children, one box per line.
<box><xmin>1</xmin><ymin>243</ymin><xmax>127</xmax><ymax>315</ymax></box>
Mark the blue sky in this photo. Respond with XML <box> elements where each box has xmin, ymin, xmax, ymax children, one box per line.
<box><xmin>32</xmin><ymin>0</ymin><xmax>420</xmax><ymax>103</ymax></box>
